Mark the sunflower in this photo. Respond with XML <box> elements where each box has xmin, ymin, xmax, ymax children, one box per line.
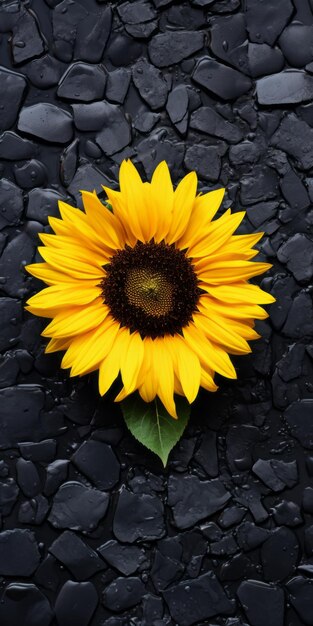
<box><xmin>25</xmin><ymin>160</ymin><xmax>274</xmax><ymax>418</ymax></box>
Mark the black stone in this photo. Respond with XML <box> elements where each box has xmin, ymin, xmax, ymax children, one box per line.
<box><xmin>194</xmin><ymin>430</ymin><xmax>218</xmax><ymax>477</ymax></box>
<box><xmin>282</xmin><ymin>292</ymin><xmax>313</xmax><ymax>339</ymax></box>
<box><xmin>136</xmin><ymin>130</ymin><xmax>185</xmax><ymax>178</ymax></box>
<box><xmin>18</xmin><ymin>103</ymin><xmax>73</xmax><ymax>144</ymax></box>
<box><xmin>270</xmin><ymin>113</ymin><xmax>313</xmax><ymax>170</ymax></box>
<box><xmin>71</xmin><ymin>440</ymin><xmax>120</xmax><ymax>490</ymax></box>
<box><xmin>245</xmin><ymin>0</ymin><xmax>293</xmax><ymax>45</ymax></box>
<box><xmin>14</xmin><ymin>159</ymin><xmax>48</xmax><ymax>190</ymax></box>
<box><xmin>305</xmin><ymin>526</ymin><xmax>313</xmax><ymax>555</ymax></box>
<box><xmin>240</xmin><ymin>165</ymin><xmax>279</xmax><ymax>205</ymax></box>
<box><xmin>286</xmin><ymin>576</ymin><xmax>313</xmax><ymax>624</ymax></box>
<box><xmin>23</xmin><ymin>54</ymin><xmax>66</xmax><ymax>89</ymax></box>
<box><xmin>219</xmin><ymin>506</ymin><xmax>246</xmax><ymax>529</ymax></box>
<box><xmin>185</xmin><ymin>144</ymin><xmax>223</xmax><ymax>182</ymax></box>
<box><xmin>106</xmin><ymin>68</ymin><xmax>131</xmax><ymax>104</ymax></box>
<box><xmin>0</xmin><ymin>231</ymin><xmax>35</xmax><ymax>297</ymax></box>
<box><xmin>0</xmin><ymin>386</ymin><xmax>45</xmax><ymax>449</ymax></box>
<box><xmin>237</xmin><ymin>580</ymin><xmax>284</xmax><ymax>626</ymax></box>
<box><xmin>67</xmin><ymin>163</ymin><xmax>115</xmax><ymax>205</ymax></box>
<box><xmin>106</xmin><ymin>33</ymin><xmax>143</xmax><ymax>67</ymax></box>
<box><xmin>226</xmin><ymin>425</ymin><xmax>262</xmax><ymax>472</ymax></box>
<box><xmin>246</xmin><ymin>201</ymin><xmax>278</xmax><ymax>229</ymax></box>
<box><xmin>11</xmin><ymin>6</ymin><xmax>45</xmax><ymax>64</ymax></box>
<box><xmin>190</xmin><ymin>106</ymin><xmax>243</xmax><ymax>143</ymax></box>
<box><xmin>0</xmin><ymin>298</ymin><xmax>22</xmax><ymax>352</ymax></box>
<box><xmin>0</xmin><ymin>477</ymin><xmax>19</xmax><ymax>516</ymax></box>
<box><xmin>44</xmin><ymin>459</ymin><xmax>69</xmax><ymax>497</ymax></box>
<box><xmin>280</xmin><ymin>168</ymin><xmax>310</xmax><ymax>211</ymax></box>
<box><xmin>273</xmin><ymin>500</ymin><xmax>303</xmax><ymax>527</ymax></box>
<box><xmin>26</xmin><ymin>188</ymin><xmax>65</xmax><ymax>224</ymax></box>
<box><xmin>0</xmin><ymin>178</ymin><xmax>24</xmax><ymax>229</ymax></box>
<box><xmin>252</xmin><ymin>458</ymin><xmax>298</xmax><ymax>492</ymax></box>
<box><xmin>0</xmin><ymin>583</ymin><xmax>53</xmax><ymax>626</ymax></box>
<box><xmin>55</xmin><ymin>581</ymin><xmax>98</xmax><ymax>626</ymax></box>
<box><xmin>16</xmin><ymin>458</ymin><xmax>41</xmax><ymax>498</ymax></box>
<box><xmin>0</xmin><ymin>132</ymin><xmax>37</xmax><ymax>160</ymax></box>
<box><xmin>95</xmin><ymin>104</ymin><xmax>131</xmax><ymax>156</ymax></box>
<box><xmin>168</xmin><ymin>474</ymin><xmax>231</xmax><ymax>529</ymax></box>
<box><xmin>0</xmin><ymin>529</ymin><xmax>40</xmax><ymax>576</ymax></box>
<box><xmin>163</xmin><ymin>571</ymin><xmax>234</xmax><ymax>626</ymax></box>
<box><xmin>149</xmin><ymin>31</ymin><xmax>204</xmax><ymax>67</ymax></box>
<box><xmin>102</xmin><ymin>577</ymin><xmax>145</xmax><ymax>611</ymax></box>
<box><xmin>117</xmin><ymin>0</ymin><xmax>156</xmax><ymax>24</ymax></box>
<box><xmin>210</xmin><ymin>14</ymin><xmax>249</xmax><ymax>74</ymax></box>
<box><xmin>261</xmin><ymin>527</ymin><xmax>299</xmax><ymax>581</ymax></box>
<box><xmin>257</xmin><ymin>70</ymin><xmax>313</xmax><ymax>105</ymax></box>
<box><xmin>98</xmin><ymin>539</ymin><xmax>147</xmax><ymax>575</ymax></box>
<box><xmin>49</xmin><ymin>530</ymin><xmax>105</xmax><ymax>580</ymax></box>
<box><xmin>303</xmin><ymin>487</ymin><xmax>313</xmax><ymax>514</ymax></box>
<box><xmin>113</xmin><ymin>488</ymin><xmax>165</xmax><ymax>542</ymax></box>
<box><xmin>0</xmin><ymin>67</ymin><xmax>27</xmax><ymax>132</ymax></box>
<box><xmin>48</xmin><ymin>481</ymin><xmax>109</xmax><ymax>532</ymax></box>
<box><xmin>248</xmin><ymin>43</ymin><xmax>284</xmax><ymax>78</ymax></box>
<box><xmin>132</xmin><ymin>58</ymin><xmax>168</xmax><ymax>110</ymax></box>
<box><xmin>279</xmin><ymin>24</ymin><xmax>313</xmax><ymax>68</ymax></box>
<box><xmin>18</xmin><ymin>495</ymin><xmax>50</xmax><ymax>525</ymax></box>
<box><xmin>236</xmin><ymin>522</ymin><xmax>270</xmax><ymax>552</ymax></box>
<box><xmin>57</xmin><ymin>63</ymin><xmax>106</xmax><ymax>102</ymax></box>
<box><xmin>192</xmin><ymin>57</ymin><xmax>252</xmax><ymax>100</ymax></box>
<box><xmin>284</xmin><ymin>399</ymin><xmax>313</xmax><ymax>450</ymax></box>
<box><xmin>166</xmin><ymin>85</ymin><xmax>189</xmax><ymax>135</ymax></box>
<box><xmin>277</xmin><ymin>234</ymin><xmax>313</xmax><ymax>284</ymax></box>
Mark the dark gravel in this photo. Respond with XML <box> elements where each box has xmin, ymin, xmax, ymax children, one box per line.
<box><xmin>0</xmin><ymin>0</ymin><xmax>313</xmax><ymax>625</ymax></box>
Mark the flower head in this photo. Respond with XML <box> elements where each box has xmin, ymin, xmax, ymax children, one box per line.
<box><xmin>26</xmin><ymin>160</ymin><xmax>274</xmax><ymax>418</ymax></box>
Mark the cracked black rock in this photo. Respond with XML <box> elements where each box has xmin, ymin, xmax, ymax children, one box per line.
<box><xmin>168</xmin><ymin>474</ymin><xmax>231</xmax><ymax>529</ymax></box>
<box><xmin>18</xmin><ymin>103</ymin><xmax>73</xmax><ymax>144</ymax></box>
<box><xmin>113</xmin><ymin>488</ymin><xmax>165</xmax><ymax>542</ymax></box>
<box><xmin>149</xmin><ymin>31</ymin><xmax>204</xmax><ymax>67</ymax></box>
<box><xmin>193</xmin><ymin>57</ymin><xmax>252</xmax><ymax>100</ymax></box>
<box><xmin>0</xmin><ymin>583</ymin><xmax>53</xmax><ymax>626</ymax></box>
<box><xmin>48</xmin><ymin>481</ymin><xmax>109</xmax><ymax>532</ymax></box>
<box><xmin>57</xmin><ymin>63</ymin><xmax>106</xmax><ymax>102</ymax></box>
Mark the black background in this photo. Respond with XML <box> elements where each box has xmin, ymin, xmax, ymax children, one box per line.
<box><xmin>1</xmin><ymin>0</ymin><xmax>313</xmax><ymax>625</ymax></box>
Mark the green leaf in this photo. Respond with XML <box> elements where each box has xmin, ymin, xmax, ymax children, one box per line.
<box><xmin>121</xmin><ymin>394</ymin><xmax>190</xmax><ymax>466</ymax></box>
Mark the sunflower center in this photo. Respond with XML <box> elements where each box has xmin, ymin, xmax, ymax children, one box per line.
<box><xmin>101</xmin><ymin>241</ymin><xmax>200</xmax><ymax>338</ymax></box>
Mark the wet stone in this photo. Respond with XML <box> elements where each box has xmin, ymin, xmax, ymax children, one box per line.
<box><xmin>168</xmin><ymin>474</ymin><xmax>231</xmax><ymax>529</ymax></box>
<box><xmin>106</xmin><ymin>68</ymin><xmax>131</xmax><ymax>104</ymax></box>
<box><xmin>277</xmin><ymin>234</ymin><xmax>313</xmax><ymax>284</ymax></box>
<box><xmin>95</xmin><ymin>103</ymin><xmax>131</xmax><ymax>156</ymax></box>
<box><xmin>11</xmin><ymin>6</ymin><xmax>45</xmax><ymax>64</ymax></box>
<box><xmin>190</xmin><ymin>106</ymin><xmax>243</xmax><ymax>143</ymax></box>
<box><xmin>57</xmin><ymin>63</ymin><xmax>106</xmax><ymax>102</ymax></box>
<box><xmin>252</xmin><ymin>458</ymin><xmax>298</xmax><ymax>492</ymax></box>
<box><xmin>248</xmin><ymin>43</ymin><xmax>284</xmax><ymax>77</ymax></box>
<box><xmin>151</xmin><ymin>549</ymin><xmax>184</xmax><ymax>591</ymax></box>
<box><xmin>166</xmin><ymin>85</ymin><xmax>189</xmax><ymax>135</ymax></box>
<box><xmin>246</xmin><ymin>201</ymin><xmax>278</xmax><ymax>229</ymax></box>
<box><xmin>18</xmin><ymin>495</ymin><xmax>49</xmax><ymax>525</ymax></box>
<box><xmin>0</xmin><ymin>386</ymin><xmax>45</xmax><ymax>449</ymax></box>
<box><xmin>273</xmin><ymin>501</ymin><xmax>303</xmax><ymax>527</ymax></box>
<box><xmin>0</xmin><ymin>67</ymin><xmax>27</xmax><ymax>131</ymax></box>
<box><xmin>113</xmin><ymin>488</ymin><xmax>165</xmax><ymax>542</ymax></box>
<box><xmin>0</xmin><ymin>478</ymin><xmax>19</xmax><ymax>516</ymax></box>
<box><xmin>14</xmin><ymin>159</ymin><xmax>47</xmax><ymax>190</ymax></box>
<box><xmin>132</xmin><ymin>58</ymin><xmax>168</xmax><ymax>110</ymax></box>
<box><xmin>210</xmin><ymin>14</ymin><xmax>249</xmax><ymax>74</ymax></box>
<box><xmin>240</xmin><ymin>164</ymin><xmax>279</xmax><ymax>205</ymax></box>
<box><xmin>236</xmin><ymin>522</ymin><xmax>270</xmax><ymax>552</ymax></box>
<box><xmin>26</xmin><ymin>188</ymin><xmax>65</xmax><ymax>225</ymax></box>
<box><xmin>163</xmin><ymin>571</ymin><xmax>234</xmax><ymax>626</ymax></box>
<box><xmin>23</xmin><ymin>54</ymin><xmax>66</xmax><ymax>89</ymax></box>
<box><xmin>257</xmin><ymin>70</ymin><xmax>313</xmax><ymax>105</ymax></box>
<box><xmin>192</xmin><ymin>57</ymin><xmax>252</xmax><ymax>100</ymax></box>
<box><xmin>226</xmin><ymin>425</ymin><xmax>262</xmax><ymax>472</ymax></box>
<box><xmin>149</xmin><ymin>30</ymin><xmax>204</xmax><ymax>67</ymax></box>
<box><xmin>184</xmin><ymin>144</ymin><xmax>223</xmax><ymax>181</ymax></box>
<box><xmin>245</xmin><ymin>0</ymin><xmax>293</xmax><ymax>45</ymax></box>
<box><xmin>286</xmin><ymin>576</ymin><xmax>313</xmax><ymax>624</ymax></box>
<box><xmin>49</xmin><ymin>530</ymin><xmax>104</xmax><ymax>580</ymax></box>
<box><xmin>98</xmin><ymin>539</ymin><xmax>147</xmax><ymax>575</ymax></box>
<box><xmin>16</xmin><ymin>458</ymin><xmax>41</xmax><ymax>498</ymax></box>
<box><xmin>219</xmin><ymin>506</ymin><xmax>246</xmax><ymax>529</ymax></box>
<box><xmin>261</xmin><ymin>527</ymin><xmax>299</xmax><ymax>582</ymax></box>
<box><xmin>0</xmin><ymin>178</ymin><xmax>24</xmax><ymax>229</ymax></box>
<box><xmin>136</xmin><ymin>130</ymin><xmax>185</xmax><ymax>178</ymax></box>
<box><xmin>117</xmin><ymin>0</ymin><xmax>156</xmax><ymax>23</ymax></box>
<box><xmin>102</xmin><ymin>577</ymin><xmax>145</xmax><ymax>612</ymax></box>
<box><xmin>305</xmin><ymin>526</ymin><xmax>313</xmax><ymax>555</ymax></box>
<box><xmin>44</xmin><ymin>459</ymin><xmax>69</xmax><ymax>497</ymax></box>
<box><xmin>48</xmin><ymin>481</ymin><xmax>109</xmax><ymax>532</ymax></box>
<box><xmin>0</xmin><ymin>583</ymin><xmax>53</xmax><ymax>626</ymax></box>
<box><xmin>107</xmin><ymin>33</ymin><xmax>143</xmax><ymax>67</ymax></box>
<box><xmin>68</xmin><ymin>163</ymin><xmax>115</xmax><ymax>204</ymax></box>
<box><xmin>55</xmin><ymin>581</ymin><xmax>98</xmax><ymax>626</ymax></box>
<box><xmin>59</xmin><ymin>138</ymin><xmax>78</xmax><ymax>187</ymax></box>
<box><xmin>282</xmin><ymin>292</ymin><xmax>313</xmax><ymax>339</ymax></box>
<box><xmin>0</xmin><ymin>132</ymin><xmax>37</xmax><ymax>161</ymax></box>
<box><xmin>194</xmin><ymin>430</ymin><xmax>218</xmax><ymax>477</ymax></box>
<box><xmin>1</xmin><ymin>231</ymin><xmax>35</xmax><ymax>297</ymax></box>
<box><xmin>270</xmin><ymin>113</ymin><xmax>313</xmax><ymax>170</ymax></box>
<box><xmin>125</xmin><ymin>19</ymin><xmax>157</xmax><ymax>38</ymax></box>
<box><xmin>279</xmin><ymin>23</ymin><xmax>313</xmax><ymax>68</ymax></box>
<box><xmin>18</xmin><ymin>103</ymin><xmax>73</xmax><ymax>144</ymax></box>
<box><xmin>280</xmin><ymin>168</ymin><xmax>310</xmax><ymax>211</ymax></box>
<box><xmin>71</xmin><ymin>440</ymin><xmax>120</xmax><ymax>490</ymax></box>
<box><xmin>284</xmin><ymin>401</ymin><xmax>313</xmax><ymax>450</ymax></box>
<box><xmin>237</xmin><ymin>580</ymin><xmax>284</xmax><ymax>626</ymax></box>
<box><xmin>303</xmin><ymin>487</ymin><xmax>313</xmax><ymax>514</ymax></box>
<box><xmin>0</xmin><ymin>529</ymin><xmax>40</xmax><ymax>576</ymax></box>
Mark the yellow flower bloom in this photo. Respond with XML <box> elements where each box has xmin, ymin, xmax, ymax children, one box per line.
<box><xmin>26</xmin><ymin>160</ymin><xmax>274</xmax><ymax>418</ymax></box>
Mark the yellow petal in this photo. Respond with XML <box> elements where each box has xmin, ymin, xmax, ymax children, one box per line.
<box><xmin>62</xmin><ymin>317</ymin><xmax>120</xmax><ymax>376</ymax></box>
<box><xmin>120</xmin><ymin>331</ymin><xmax>144</xmax><ymax>394</ymax></box>
<box><xmin>199</xmin><ymin>296</ymin><xmax>269</xmax><ymax>320</ymax></box>
<box><xmin>81</xmin><ymin>190</ymin><xmax>125</xmax><ymax>249</ymax></box>
<box><xmin>193</xmin><ymin>312</ymin><xmax>251</xmax><ymax>354</ymax></box>
<box><xmin>172</xmin><ymin>336</ymin><xmax>201</xmax><ymax>403</ymax></box>
<box><xmin>38</xmin><ymin>247</ymin><xmax>105</xmax><ymax>280</ymax></box>
<box><xmin>202</xmin><ymin>283</ymin><xmax>275</xmax><ymax>305</ymax></box>
<box><xmin>27</xmin><ymin>283</ymin><xmax>101</xmax><ymax>311</ymax></box>
<box><xmin>149</xmin><ymin>338</ymin><xmax>177</xmax><ymax>418</ymax></box>
<box><xmin>183</xmin><ymin>323</ymin><xmax>237</xmax><ymax>380</ymax></box>
<box><xmin>41</xmin><ymin>299</ymin><xmax>109</xmax><ymax>338</ymax></box>
<box><xmin>45</xmin><ymin>337</ymin><xmax>71</xmax><ymax>353</ymax></box>
<box><xmin>177</xmin><ymin>188</ymin><xmax>225</xmax><ymax>249</ymax></box>
<box><xmin>150</xmin><ymin>161</ymin><xmax>174</xmax><ymax>243</ymax></box>
<box><xmin>198</xmin><ymin>260</ymin><xmax>272</xmax><ymax>283</ymax></box>
<box><xmin>166</xmin><ymin>171</ymin><xmax>197</xmax><ymax>244</ymax></box>
<box><xmin>187</xmin><ymin>210</ymin><xmax>245</xmax><ymax>258</ymax></box>
<box><xmin>98</xmin><ymin>327</ymin><xmax>131</xmax><ymax>396</ymax></box>
<box><xmin>138</xmin><ymin>337</ymin><xmax>158</xmax><ymax>402</ymax></box>
<box><xmin>118</xmin><ymin>159</ymin><xmax>149</xmax><ymax>242</ymax></box>
<box><xmin>26</xmin><ymin>263</ymin><xmax>78</xmax><ymax>285</ymax></box>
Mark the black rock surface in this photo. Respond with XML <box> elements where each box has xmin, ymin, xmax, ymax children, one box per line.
<box><xmin>0</xmin><ymin>1</ymin><xmax>313</xmax><ymax>624</ymax></box>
